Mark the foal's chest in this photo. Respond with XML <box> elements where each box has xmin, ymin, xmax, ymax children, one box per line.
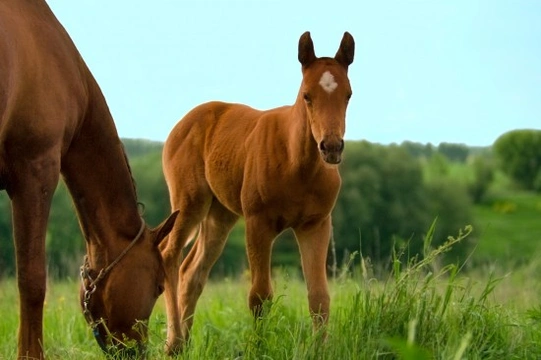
<box><xmin>241</xmin><ymin>166</ymin><xmax>341</xmax><ymax>219</ymax></box>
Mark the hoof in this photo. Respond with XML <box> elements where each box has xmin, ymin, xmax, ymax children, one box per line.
<box><xmin>164</xmin><ymin>340</ymin><xmax>184</xmax><ymax>357</ymax></box>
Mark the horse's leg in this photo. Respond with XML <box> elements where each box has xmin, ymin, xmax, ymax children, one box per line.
<box><xmin>9</xmin><ymin>156</ymin><xmax>59</xmax><ymax>359</ymax></box>
<box><xmin>245</xmin><ymin>217</ymin><xmax>278</xmax><ymax>318</ymax></box>
<box><xmin>293</xmin><ymin>216</ymin><xmax>332</xmax><ymax>331</ymax></box>
<box><xmin>177</xmin><ymin>199</ymin><xmax>238</xmax><ymax>343</ymax></box>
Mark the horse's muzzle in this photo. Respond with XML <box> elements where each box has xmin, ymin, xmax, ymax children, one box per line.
<box><xmin>319</xmin><ymin>138</ymin><xmax>344</xmax><ymax>164</ymax></box>
<box><xmin>93</xmin><ymin>327</ymin><xmax>147</xmax><ymax>359</ymax></box>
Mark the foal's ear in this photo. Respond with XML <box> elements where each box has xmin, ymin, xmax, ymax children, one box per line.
<box><xmin>152</xmin><ymin>210</ymin><xmax>179</xmax><ymax>246</ymax></box>
<box><xmin>335</xmin><ymin>31</ymin><xmax>355</xmax><ymax>68</ymax></box>
<box><xmin>298</xmin><ymin>31</ymin><xmax>317</xmax><ymax>68</ymax></box>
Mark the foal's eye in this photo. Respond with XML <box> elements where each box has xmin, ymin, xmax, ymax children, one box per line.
<box><xmin>346</xmin><ymin>93</ymin><xmax>352</xmax><ymax>103</ymax></box>
<box><xmin>303</xmin><ymin>93</ymin><xmax>312</xmax><ymax>104</ymax></box>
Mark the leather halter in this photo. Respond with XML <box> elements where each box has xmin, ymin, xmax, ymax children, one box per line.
<box><xmin>79</xmin><ymin>219</ymin><xmax>146</xmax><ymax>353</ymax></box>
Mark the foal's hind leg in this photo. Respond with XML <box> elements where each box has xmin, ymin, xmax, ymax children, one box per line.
<box><xmin>9</xmin><ymin>155</ymin><xmax>59</xmax><ymax>359</ymax></box>
<box><xmin>293</xmin><ymin>216</ymin><xmax>332</xmax><ymax>332</ymax></box>
<box><xmin>160</xmin><ymin>194</ymin><xmax>211</xmax><ymax>355</ymax></box>
<box><xmin>177</xmin><ymin>199</ymin><xmax>238</xmax><ymax>344</ymax></box>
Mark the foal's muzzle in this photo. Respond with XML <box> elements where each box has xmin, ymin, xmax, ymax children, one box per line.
<box><xmin>319</xmin><ymin>138</ymin><xmax>344</xmax><ymax>164</ymax></box>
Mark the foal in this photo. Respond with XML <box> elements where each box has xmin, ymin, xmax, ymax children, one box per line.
<box><xmin>161</xmin><ymin>31</ymin><xmax>354</xmax><ymax>353</ymax></box>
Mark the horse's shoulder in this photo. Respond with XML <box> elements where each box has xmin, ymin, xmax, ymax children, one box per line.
<box><xmin>0</xmin><ymin>1</ymin><xmax>108</xmax><ymax>165</ymax></box>
<box><xmin>0</xmin><ymin>1</ymin><xmax>89</xmax><ymax>105</ymax></box>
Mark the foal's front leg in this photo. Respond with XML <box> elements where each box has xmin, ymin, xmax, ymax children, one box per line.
<box><xmin>245</xmin><ymin>217</ymin><xmax>278</xmax><ymax>318</ymax></box>
<box><xmin>294</xmin><ymin>216</ymin><xmax>332</xmax><ymax>330</ymax></box>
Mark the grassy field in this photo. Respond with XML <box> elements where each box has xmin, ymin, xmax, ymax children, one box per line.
<box><xmin>2</xmin><ymin>165</ymin><xmax>540</xmax><ymax>359</ymax></box>
<box><xmin>473</xmin><ymin>189</ymin><xmax>541</xmax><ymax>264</ymax></box>
<box><xmin>426</xmin><ymin>160</ymin><xmax>541</xmax><ymax>265</ymax></box>
<box><xmin>1</xmin><ymin>228</ymin><xmax>540</xmax><ymax>359</ymax></box>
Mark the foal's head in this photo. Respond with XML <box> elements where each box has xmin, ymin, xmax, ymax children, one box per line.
<box><xmin>298</xmin><ymin>31</ymin><xmax>355</xmax><ymax>165</ymax></box>
<box><xmin>80</xmin><ymin>214</ymin><xmax>178</xmax><ymax>356</ymax></box>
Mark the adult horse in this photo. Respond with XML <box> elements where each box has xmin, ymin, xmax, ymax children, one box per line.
<box><xmin>0</xmin><ymin>1</ymin><xmax>178</xmax><ymax>358</ymax></box>
<box><xmin>161</xmin><ymin>31</ymin><xmax>354</xmax><ymax>353</ymax></box>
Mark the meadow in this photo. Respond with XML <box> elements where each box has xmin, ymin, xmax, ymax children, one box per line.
<box><xmin>1</xmin><ymin>226</ymin><xmax>540</xmax><ymax>359</ymax></box>
<box><xmin>473</xmin><ymin>188</ymin><xmax>541</xmax><ymax>264</ymax></box>
<box><xmin>2</xmin><ymin>146</ymin><xmax>541</xmax><ymax>359</ymax></box>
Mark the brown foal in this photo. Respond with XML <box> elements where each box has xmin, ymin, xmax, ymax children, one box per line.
<box><xmin>161</xmin><ymin>31</ymin><xmax>354</xmax><ymax>354</ymax></box>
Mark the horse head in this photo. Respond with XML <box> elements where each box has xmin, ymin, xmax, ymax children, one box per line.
<box><xmin>79</xmin><ymin>212</ymin><xmax>178</xmax><ymax>356</ymax></box>
<box><xmin>298</xmin><ymin>31</ymin><xmax>355</xmax><ymax>165</ymax></box>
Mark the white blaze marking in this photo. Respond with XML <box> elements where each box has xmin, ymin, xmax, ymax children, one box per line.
<box><xmin>319</xmin><ymin>71</ymin><xmax>338</xmax><ymax>94</ymax></box>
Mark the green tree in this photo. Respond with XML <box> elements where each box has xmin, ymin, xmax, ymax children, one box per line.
<box><xmin>401</xmin><ymin>141</ymin><xmax>435</xmax><ymax>159</ymax></box>
<box><xmin>493</xmin><ymin>129</ymin><xmax>541</xmax><ymax>191</ymax></box>
<box><xmin>122</xmin><ymin>138</ymin><xmax>164</xmax><ymax>158</ymax></box>
<box><xmin>333</xmin><ymin>142</ymin><xmax>429</xmax><ymax>265</ymax></box>
<box><xmin>46</xmin><ymin>183</ymin><xmax>85</xmax><ymax>278</ymax></box>
<box><xmin>0</xmin><ymin>182</ymin><xmax>84</xmax><ymax>279</ymax></box>
<box><xmin>426</xmin><ymin>152</ymin><xmax>450</xmax><ymax>180</ymax></box>
<box><xmin>468</xmin><ymin>155</ymin><xmax>495</xmax><ymax>203</ymax></box>
<box><xmin>424</xmin><ymin>178</ymin><xmax>474</xmax><ymax>260</ymax></box>
<box><xmin>438</xmin><ymin>142</ymin><xmax>469</xmax><ymax>162</ymax></box>
<box><xmin>333</xmin><ymin>141</ymin><xmax>475</xmax><ymax>269</ymax></box>
<box><xmin>130</xmin><ymin>151</ymin><xmax>170</xmax><ymax>227</ymax></box>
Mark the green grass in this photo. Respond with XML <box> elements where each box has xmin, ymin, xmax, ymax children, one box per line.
<box><xmin>473</xmin><ymin>189</ymin><xmax>541</xmax><ymax>263</ymax></box>
<box><xmin>422</xmin><ymin>158</ymin><xmax>541</xmax><ymax>263</ymax></box>
<box><xmin>2</xmin><ymin>227</ymin><xmax>540</xmax><ymax>359</ymax></box>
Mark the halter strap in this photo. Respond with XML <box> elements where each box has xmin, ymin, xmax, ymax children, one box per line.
<box><xmin>79</xmin><ymin>218</ymin><xmax>146</xmax><ymax>353</ymax></box>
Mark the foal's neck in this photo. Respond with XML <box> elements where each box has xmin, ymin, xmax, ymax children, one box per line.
<box><xmin>286</xmin><ymin>93</ymin><xmax>322</xmax><ymax>170</ymax></box>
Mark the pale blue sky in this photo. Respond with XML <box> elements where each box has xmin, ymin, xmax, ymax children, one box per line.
<box><xmin>47</xmin><ymin>1</ymin><xmax>541</xmax><ymax>146</ymax></box>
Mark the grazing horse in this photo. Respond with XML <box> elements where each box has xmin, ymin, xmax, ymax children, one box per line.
<box><xmin>161</xmin><ymin>31</ymin><xmax>354</xmax><ymax>353</ymax></box>
<box><xmin>0</xmin><ymin>1</ymin><xmax>178</xmax><ymax>358</ymax></box>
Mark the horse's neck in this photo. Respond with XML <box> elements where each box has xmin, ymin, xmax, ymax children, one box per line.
<box><xmin>61</xmin><ymin>79</ymin><xmax>140</xmax><ymax>253</ymax></box>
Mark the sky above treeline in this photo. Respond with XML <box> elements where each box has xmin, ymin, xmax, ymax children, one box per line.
<box><xmin>47</xmin><ymin>0</ymin><xmax>541</xmax><ymax>146</ymax></box>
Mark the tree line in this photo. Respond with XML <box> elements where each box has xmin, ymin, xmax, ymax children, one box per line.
<box><xmin>1</xmin><ymin>129</ymin><xmax>539</xmax><ymax>279</ymax></box>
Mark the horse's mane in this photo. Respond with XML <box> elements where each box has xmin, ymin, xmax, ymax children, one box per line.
<box><xmin>119</xmin><ymin>142</ymin><xmax>146</xmax><ymax>216</ymax></box>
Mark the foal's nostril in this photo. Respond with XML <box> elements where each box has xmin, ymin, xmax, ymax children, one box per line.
<box><xmin>319</xmin><ymin>139</ymin><xmax>344</xmax><ymax>153</ymax></box>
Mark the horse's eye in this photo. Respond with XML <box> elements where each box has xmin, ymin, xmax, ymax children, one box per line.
<box><xmin>303</xmin><ymin>93</ymin><xmax>312</xmax><ymax>104</ymax></box>
<box><xmin>346</xmin><ymin>93</ymin><xmax>352</xmax><ymax>103</ymax></box>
